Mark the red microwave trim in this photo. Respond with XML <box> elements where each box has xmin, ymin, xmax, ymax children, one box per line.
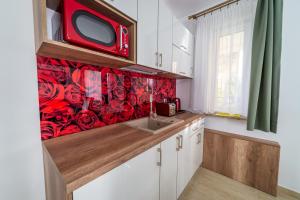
<box><xmin>63</xmin><ymin>0</ymin><xmax>129</xmax><ymax>58</ymax></box>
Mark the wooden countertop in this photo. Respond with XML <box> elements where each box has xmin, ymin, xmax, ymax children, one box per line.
<box><xmin>43</xmin><ymin>112</ymin><xmax>204</xmax><ymax>194</ymax></box>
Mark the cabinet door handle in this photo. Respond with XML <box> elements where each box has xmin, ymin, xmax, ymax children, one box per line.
<box><xmin>192</xmin><ymin>127</ymin><xmax>200</xmax><ymax>132</ymax></box>
<box><xmin>197</xmin><ymin>133</ymin><xmax>202</xmax><ymax>144</ymax></box>
<box><xmin>179</xmin><ymin>135</ymin><xmax>183</xmax><ymax>149</ymax></box>
<box><xmin>159</xmin><ymin>53</ymin><xmax>163</xmax><ymax>67</ymax></box>
<box><xmin>180</xmin><ymin>45</ymin><xmax>187</xmax><ymax>50</ymax></box>
<box><xmin>157</xmin><ymin>148</ymin><xmax>162</xmax><ymax>166</ymax></box>
<box><xmin>176</xmin><ymin>136</ymin><xmax>180</xmax><ymax>151</ymax></box>
<box><xmin>179</xmin><ymin>72</ymin><xmax>186</xmax><ymax>75</ymax></box>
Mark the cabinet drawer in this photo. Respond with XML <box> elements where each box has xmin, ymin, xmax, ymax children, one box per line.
<box><xmin>190</xmin><ymin>119</ymin><xmax>204</xmax><ymax>133</ymax></box>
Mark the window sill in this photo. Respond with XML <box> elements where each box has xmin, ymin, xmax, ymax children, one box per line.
<box><xmin>205</xmin><ymin>113</ymin><xmax>247</xmax><ymax>121</ymax></box>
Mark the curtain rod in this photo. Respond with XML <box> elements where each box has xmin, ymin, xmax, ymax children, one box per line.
<box><xmin>188</xmin><ymin>0</ymin><xmax>240</xmax><ymax>20</ymax></box>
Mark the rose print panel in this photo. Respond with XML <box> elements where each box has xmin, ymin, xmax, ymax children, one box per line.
<box><xmin>37</xmin><ymin>56</ymin><xmax>176</xmax><ymax>140</ymax></box>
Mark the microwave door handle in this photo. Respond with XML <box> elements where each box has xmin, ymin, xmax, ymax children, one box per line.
<box><xmin>119</xmin><ymin>25</ymin><xmax>123</xmax><ymax>51</ymax></box>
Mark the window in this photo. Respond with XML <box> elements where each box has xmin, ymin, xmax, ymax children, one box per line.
<box><xmin>215</xmin><ymin>31</ymin><xmax>245</xmax><ymax>116</ymax></box>
<box><xmin>191</xmin><ymin>0</ymin><xmax>256</xmax><ymax>118</ymax></box>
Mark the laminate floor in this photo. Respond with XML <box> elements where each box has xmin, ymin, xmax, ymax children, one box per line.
<box><xmin>179</xmin><ymin>168</ymin><xmax>300</xmax><ymax>200</ymax></box>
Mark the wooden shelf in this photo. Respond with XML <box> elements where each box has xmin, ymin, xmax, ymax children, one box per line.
<box><xmin>33</xmin><ymin>0</ymin><xmax>137</xmax><ymax>68</ymax></box>
<box><xmin>38</xmin><ymin>40</ymin><xmax>136</xmax><ymax>67</ymax></box>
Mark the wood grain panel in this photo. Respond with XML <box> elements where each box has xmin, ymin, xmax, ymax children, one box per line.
<box><xmin>203</xmin><ymin>129</ymin><xmax>280</xmax><ymax>196</ymax></box>
<box><xmin>43</xmin><ymin>145</ymin><xmax>68</xmax><ymax>200</ymax></box>
<box><xmin>38</xmin><ymin>40</ymin><xmax>135</xmax><ymax>68</ymax></box>
<box><xmin>33</xmin><ymin>0</ymin><xmax>47</xmax><ymax>51</ymax></box>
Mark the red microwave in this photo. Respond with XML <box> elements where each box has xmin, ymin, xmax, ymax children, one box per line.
<box><xmin>63</xmin><ymin>0</ymin><xmax>129</xmax><ymax>58</ymax></box>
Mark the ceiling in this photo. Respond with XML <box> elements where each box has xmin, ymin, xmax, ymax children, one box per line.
<box><xmin>165</xmin><ymin>0</ymin><xmax>224</xmax><ymax>18</ymax></box>
<box><xmin>163</xmin><ymin>0</ymin><xmax>225</xmax><ymax>34</ymax></box>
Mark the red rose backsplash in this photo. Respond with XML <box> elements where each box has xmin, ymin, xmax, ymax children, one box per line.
<box><xmin>37</xmin><ymin>56</ymin><xmax>176</xmax><ymax>140</ymax></box>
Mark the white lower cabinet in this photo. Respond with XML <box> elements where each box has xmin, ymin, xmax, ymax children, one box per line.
<box><xmin>160</xmin><ymin>134</ymin><xmax>178</xmax><ymax>200</ymax></box>
<box><xmin>189</xmin><ymin>119</ymin><xmax>205</xmax><ymax>178</ymax></box>
<box><xmin>73</xmin><ymin>144</ymin><xmax>160</xmax><ymax>200</ymax></box>
<box><xmin>176</xmin><ymin>127</ymin><xmax>192</xmax><ymax>198</ymax></box>
<box><xmin>189</xmin><ymin>119</ymin><xmax>204</xmax><ymax>177</ymax></box>
<box><xmin>73</xmin><ymin>119</ymin><xmax>204</xmax><ymax>200</ymax></box>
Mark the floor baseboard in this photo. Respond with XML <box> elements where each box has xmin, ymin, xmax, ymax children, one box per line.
<box><xmin>278</xmin><ymin>186</ymin><xmax>300</xmax><ymax>199</ymax></box>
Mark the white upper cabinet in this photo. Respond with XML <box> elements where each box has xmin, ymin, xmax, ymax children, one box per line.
<box><xmin>73</xmin><ymin>145</ymin><xmax>160</xmax><ymax>200</ymax></box>
<box><xmin>103</xmin><ymin>0</ymin><xmax>138</xmax><ymax>20</ymax></box>
<box><xmin>157</xmin><ymin>0</ymin><xmax>173</xmax><ymax>72</ymax></box>
<box><xmin>172</xmin><ymin>17</ymin><xmax>194</xmax><ymax>78</ymax></box>
<box><xmin>137</xmin><ymin>0</ymin><xmax>159</xmax><ymax>68</ymax></box>
<box><xmin>173</xmin><ymin>17</ymin><xmax>194</xmax><ymax>55</ymax></box>
<box><xmin>160</xmin><ymin>134</ymin><xmax>178</xmax><ymax>200</ymax></box>
<box><xmin>137</xmin><ymin>0</ymin><xmax>173</xmax><ymax>72</ymax></box>
<box><xmin>172</xmin><ymin>45</ymin><xmax>193</xmax><ymax>77</ymax></box>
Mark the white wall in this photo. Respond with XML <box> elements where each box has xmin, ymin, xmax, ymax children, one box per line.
<box><xmin>177</xmin><ymin>0</ymin><xmax>300</xmax><ymax>193</ymax></box>
<box><xmin>0</xmin><ymin>1</ymin><xmax>46</xmax><ymax>200</ymax></box>
<box><xmin>176</xmin><ymin>80</ymin><xmax>192</xmax><ymax>110</ymax></box>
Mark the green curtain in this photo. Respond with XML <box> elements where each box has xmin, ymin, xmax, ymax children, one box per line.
<box><xmin>247</xmin><ymin>0</ymin><xmax>283</xmax><ymax>133</ymax></box>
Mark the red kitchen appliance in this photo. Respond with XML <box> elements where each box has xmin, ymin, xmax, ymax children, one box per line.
<box><xmin>156</xmin><ymin>103</ymin><xmax>176</xmax><ymax>117</ymax></box>
<box><xmin>173</xmin><ymin>98</ymin><xmax>181</xmax><ymax>112</ymax></box>
<box><xmin>63</xmin><ymin>0</ymin><xmax>129</xmax><ymax>58</ymax></box>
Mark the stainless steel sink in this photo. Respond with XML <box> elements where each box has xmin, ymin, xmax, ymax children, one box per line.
<box><xmin>124</xmin><ymin>116</ymin><xmax>184</xmax><ymax>134</ymax></box>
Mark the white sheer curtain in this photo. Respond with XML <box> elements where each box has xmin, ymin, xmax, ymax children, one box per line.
<box><xmin>191</xmin><ymin>0</ymin><xmax>257</xmax><ymax>116</ymax></box>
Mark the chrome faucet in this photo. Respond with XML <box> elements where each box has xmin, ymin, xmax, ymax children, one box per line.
<box><xmin>149</xmin><ymin>94</ymin><xmax>157</xmax><ymax>119</ymax></box>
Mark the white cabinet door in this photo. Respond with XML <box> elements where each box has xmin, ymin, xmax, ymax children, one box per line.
<box><xmin>198</xmin><ymin>120</ymin><xmax>205</xmax><ymax>166</ymax></box>
<box><xmin>160</xmin><ymin>134</ymin><xmax>178</xmax><ymax>200</ymax></box>
<box><xmin>172</xmin><ymin>17</ymin><xmax>183</xmax><ymax>47</ymax></box>
<box><xmin>173</xmin><ymin>17</ymin><xmax>194</xmax><ymax>55</ymax></box>
<box><xmin>73</xmin><ymin>145</ymin><xmax>160</xmax><ymax>200</ymax></box>
<box><xmin>187</xmin><ymin>31</ymin><xmax>194</xmax><ymax>56</ymax></box>
<box><xmin>190</xmin><ymin>132</ymin><xmax>199</xmax><ymax>177</ymax></box>
<box><xmin>172</xmin><ymin>45</ymin><xmax>183</xmax><ymax>75</ymax></box>
<box><xmin>137</xmin><ymin>0</ymin><xmax>159</xmax><ymax>69</ymax></box>
<box><xmin>190</xmin><ymin>131</ymin><xmax>202</xmax><ymax>176</ymax></box>
<box><xmin>182</xmin><ymin>50</ymin><xmax>193</xmax><ymax>77</ymax></box>
<box><xmin>190</xmin><ymin>119</ymin><xmax>205</xmax><ymax>177</ymax></box>
<box><xmin>157</xmin><ymin>0</ymin><xmax>173</xmax><ymax>72</ymax></box>
<box><xmin>103</xmin><ymin>0</ymin><xmax>137</xmax><ymax>20</ymax></box>
<box><xmin>172</xmin><ymin>45</ymin><xmax>193</xmax><ymax>77</ymax></box>
<box><xmin>177</xmin><ymin>127</ymin><xmax>192</xmax><ymax>198</ymax></box>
